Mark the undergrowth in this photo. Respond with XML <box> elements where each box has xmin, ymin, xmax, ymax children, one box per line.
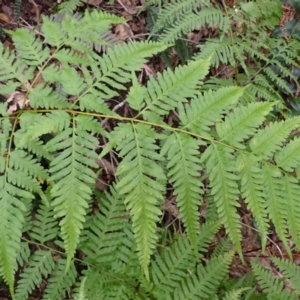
<box><xmin>1</xmin><ymin>0</ymin><xmax>300</xmax><ymax>299</ymax></box>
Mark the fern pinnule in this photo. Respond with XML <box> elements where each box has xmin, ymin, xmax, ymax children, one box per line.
<box><xmin>236</xmin><ymin>153</ymin><xmax>269</xmax><ymax>250</ymax></box>
<box><xmin>47</xmin><ymin>114</ymin><xmax>99</xmax><ymax>268</ymax></box>
<box><xmin>252</xmin><ymin>261</ymin><xmax>297</xmax><ymax>300</ymax></box>
<box><xmin>275</xmin><ymin>138</ymin><xmax>300</xmax><ymax>172</ymax></box>
<box><xmin>160</xmin><ymin>132</ymin><xmax>205</xmax><ymax>251</ymax></box>
<box><xmin>15</xmin><ymin>250</ymin><xmax>55</xmax><ymax>300</ymax></box>
<box><xmin>29</xmin><ymin>203</ymin><xmax>59</xmax><ymax>244</ymax></box>
<box><xmin>169</xmin><ymin>251</ymin><xmax>234</xmax><ymax>300</ymax></box>
<box><xmin>179</xmin><ymin>86</ymin><xmax>245</xmax><ymax>139</ymax></box>
<box><xmin>216</xmin><ymin>102</ymin><xmax>274</xmax><ymax>149</ymax></box>
<box><xmin>249</xmin><ymin>117</ymin><xmax>300</xmax><ymax>160</ymax></box>
<box><xmin>201</xmin><ymin>144</ymin><xmax>241</xmax><ymax>253</ymax></box>
<box><xmin>272</xmin><ymin>257</ymin><xmax>300</xmax><ymax>294</ymax></box>
<box><xmin>151</xmin><ymin>221</ymin><xmax>221</xmax><ymax>297</ymax></box>
<box><xmin>115</xmin><ymin>123</ymin><xmax>166</xmax><ymax>278</ymax></box>
<box><xmin>136</xmin><ymin>58</ymin><xmax>211</xmax><ymax>120</ymax></box>
<box><xmin>42</xmin><ymin>259</ymin><xmax>77</xmax><ymax>300</ymax></box>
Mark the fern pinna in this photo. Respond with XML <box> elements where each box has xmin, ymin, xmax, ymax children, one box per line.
<box><xmin>1</xmin><ymin>2</ymin><xmax>300</xmax><ymax>299</ymax></box>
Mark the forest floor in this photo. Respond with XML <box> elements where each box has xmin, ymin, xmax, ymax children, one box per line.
<box><xmin>0</xmin><ymin>0</ymin><xmax>299</xmax><ymax>299</ymax></box>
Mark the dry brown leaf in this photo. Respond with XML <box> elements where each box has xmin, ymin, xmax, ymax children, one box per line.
<box><xmin>86</xmin><ymin>0</ymin><xmax>103</xmax><ymax>6</ymax></box>
<box><xmin>115</xmin><ymin>23</ymin><xmax>132</xmax><ymax>40</ymax></box>
<box><xmin>0</xmin><ymin>12</ymin><xmax>9</xmax><ymax>22</ymax></box>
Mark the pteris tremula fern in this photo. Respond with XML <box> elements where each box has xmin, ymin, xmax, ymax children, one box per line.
<box><xmin>1</xmin><ymin>4</ymin><xmax>300</xmax><ymax>300</ymax></box>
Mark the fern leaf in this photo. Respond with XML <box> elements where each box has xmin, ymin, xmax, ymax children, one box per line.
<box><xmin>15</xmin><ymin>250</ymin><xmax>55</xmax><ymax>300</ymax></box>
<box><xmin>250</xmin><ymin>117</ymin><xmax>300</xmax><ymax>160</ymax></box>
<box><xmin>281</xmin><ymin>175</ymin><xmax>300</xmax><ymax>249</ymax></box>
<box><xmin>159</xmin><ymin>8</ymin><xmax>230</xmax><ymax>43</ymax></box>
<box><xmin>275</xmin><ymin>138</ymin><xmax>300</xmax><ymax>172</ymax></box>
<box><xmin>81</xmin><ymin>186</ymin><xmax>129</xmax><ymax>264</ymax></box>
<box><xmin>161</xmin><ymin>132</ymin><xmax>205</xmax><ymax>251</ymax></box>
<box><xmin>217</xmin><ymin>102</ymin><xmax>274</xmax><ymax>149</ymax></box>
<box><xmin>0</xmin><ymin>42</ymin><xmax>34</xmax><ymax>85</ymax></box>
<box><xmin>252</xmin><ymin>261</ymin><xmax>297</xmax><ymax>300</ymax></box>
<box><xmin>42</xmin><ymin>259</ymin><xmax>77</xmax><ymax>300</ymax></box>
<box><xmin>221</xmin><ymin>288</ymin><xmax>250</xmax><ymax>300</ymax></box>
<box><xmin>58</xmin><ymin>0</ymin><xmax>85</xmax><ymax>13</ymax></box>
<box><xmin>137</xmin><ymin>58</ymin><xmax>211</xmax><ymax>120</ymax></box>
<box><xmin>262</xmin><ymin>164</ymin><xmax>289</xmax><ymax>253</ymax></box>
<box><xmin>272</xmin><ymin>257</ymin><xmax>300</xmax><ymax>294</ymax></box>
<box><xmin>47</xmin><ymin>115</ymin><xmax>98</xmax><ymax>268</ymax></box>
<box><xmin>169</xmin><ymin>251</ymin><xmax>234</xmax><ymax>300</ymax></box>
<box><xmin>151</xmin><ymin>221</ymin><xmax>221</xmax><ymax>297</ymax></box>
<box><xmin>116</xmin><ymin>123</ymin><xmax>166</xmax><ymax>278</ymax></box>
<box><xmin>8</xmin><ymin>28</ymin><xmax>49</xmax><ymax>66</ymax></box>
<box><xmin>29</xmin><ymin>203</ymin><xmax>59</xmax><ymax>244</ymax></box>
<box><xmin>96</xmin><ymin>41</ymin><xmax>168</xmax><ymax>94</ymax></box>
<box><xmin>201</xmin><ymin>144</ymin><xmax>242</xmax><ymax>253</ymax></box>
<box><xmin>179</xmin><ymin>86</ymin><xmax>245</xmax><ymax>138</ymax></box>
<box><xmin>236</xmin><ymin>154</ymin><xmax>269</xmax><ymax>250</ymax></box>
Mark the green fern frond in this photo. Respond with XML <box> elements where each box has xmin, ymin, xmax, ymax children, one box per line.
<box><xmin>272</xmin><ymin>257</ymin><xmax>300</xmax><ymax>294</ymax></box>
<box><xmin>216</xmin><ymin>102</ymin><xmax>274</xmax><ymax>149</ymax></box>
<box><xmin>201</xmin><ymin>144</ymin><xmax>241</xmax><ymax>253</ymax></box>
<box><xmin>160</xmin><ymin>132</ymin><xmax>205</xmax><ymax>250</ymax></box>
<box><xmin>252</xmin><ymin>261</ymin><xmax>297</xmax><ymax>300</ymax></box>
<box><xmin>179</xmin><ymin>86</ymin><xmax>245</xmax><ymax>138</ymax></box>
<box><xmin>281</xmin><ymin>175</ymin><xmax>300</xmax><ymax>249</ymax></box>
<box><xmin>58</xmin><ymin>0</ymin><xmax>85</xmax><ymax>13</ymax></box>
<box><xmin>81</xmin><ymin>186</ymin><xmax>129</xmax><ymax>264</ymax></box>
<box><xmin>250</xmin><ymin>117</ymin><xmax>300</xmax><ymax>160</ymax></box>
<box><xmin>151</xmin><ymin>221</ymin><xmax>221</xmax><ymax>297</ymax></box>
<box><xmin>221</xmin><ymin>288</ymin><xmax>250</xmax><ymax>300</ymax></box>
<box><xmin>262</xmin><ymin>164</ymin><xmax>289</xmax><ymax>253</ymax></box>
<box><xmin>136</xmin><ymin>58</ymin><xmax>211</xmax><ymax>120</ymax></box>
<box><xmin>15</xmin><ymin>250</ymin><xmax>55</xmax><ymax>300</ymax></box>
<box><xmin>116</xmin><ymin>123</ymin><xmax>166</xmax><ymax>278</ymax></box>
<box><xmin>42</xmin><ymin>259</ymin><xmax>77</xmax><ymax>300</ymax></box>
<box><xmin>47</xmin><ymin>114</ymin><xmax>99</xmax><ymax>268</ymax></box>
<box><xmin>169</xmin><ymin>251</ymin><xmax>234</xmax><ymax>300</ymax></box>
<box><xmin>9</xmin><ymin>28</ymin><xmax>50</xmax><ymax>66</ymax></box>
<box><xmin>159</xmin><ymin>8</ymin><xmax>230</xmax><ymax>43</ymax></box>
<box><xmin>29</xmin><ymin>203</ymin><xmax>59</xmax><ymax>244</ymax></box>
<box><xmin>236</xmin><ymin>154</ymin><xmax>269</xmax><ymax>250</ymax></box>
<box><xmin>275</xmin><ymin>138</ymin><xmax>300</xmax><ymax>172</ymax></box>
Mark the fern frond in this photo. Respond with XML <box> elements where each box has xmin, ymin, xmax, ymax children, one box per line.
<box><xmin>169</xmin><ymin>251</ymin><xmax>234</xmax><ymax>300</ymax></box>
<box><xmin>250</xmin><ymin>117</ymin><xmax>300</xmax><ymax>160</ymax></box>
<box><xmin>47</xmin><ymin>114</ymin><xmax>99</xmax><ymax>268</ymax></box>
<box><xmin>116</xmin><ymin>123</ymin><xmax>166</xmax><ymax>278</ymax></box>
<box><xmin>252</xmin><ymin>261</ymin><xmax>297</xmax><ymax>300</ymax></box>
<box><xmin>58</xmin><ymin>0</ymin><xmax>85</xmax><ymax>13</ymax></box>
<box><xmin>262</xmin><ymin>164</ymin><xmax>289</xmax><ymax>253</ymax></box>
<box><xmin>29</xmin><ymin>203</ymin><xmax>59</xmax><ymax>244</ymax></box>
<box><xmin>0</xmin><ymin>43</ymin><xmax>34</xmax><ymax>90</ymax></box>
<box><xmin>81</xmin><ymin>186</ymin><xmax>129</xmax><ymax>264</ymax></box>
<box><xmin>160</xmin><ymin>132</ymin><xmax>205</xmax><ymax>250</ymax></box>
<box><xmin>216</xmin><ymin>102</ymin><xmax>274</xmax><ymax>149</ymax></box>
<box><xmin>201</xmin><ymin>144</ymin><xmax>241</xmax><ymax>253</ymax></box>
<box><xmin>42</xmin><ymin>259</ymin><xmax>77</xmax><ymax>300</ymax></box>
<box><xmin>275</xmin><ymin>138</ymin><xmax>300</xmax><ymax>172</ymax></box>
<box><xmin>159</xmin><ymin>8</ymin><xmax>230</xmax><ymax>43</ymax></box>
<box><xmin>151</xmin><ymin>221</ymin><xmax>221</xmax><ymax>297</ymax></box>
<box><xmin>179</xmin><ymin>86</ymin><xmax>245</xmax><ymax>138</ymax></box>
<box><xmin>281</xmin><ymin>175</ymin><xmax>300</xmax><ymax>249</ymax></box>
<box><xmin>222</xmin><ymin>288</ymin><xmax>250</xmax><ymax>300</ymax></box>
<box><xmin>9</xmin><ymin>28</ymin><xmax>50</xmax><ymax>66</ymax></box>
<box><xmin>272</xmin><ymin>257</ymin><xmax>300</xmax><ymax>294</ymax></box>
<box><xmin>137</xmin><ymin>58</ymin><xmax>211</xmax><ymax>120</ymax></box>
<box><xmin>15</xmin><ymin>250</ymin><xmax>55</xmax><ymax>300</ymax></box>
<box><xmin>236</xmin><ymin>154</ymin><xmax>269</xmax><ymax>249</ymax></box>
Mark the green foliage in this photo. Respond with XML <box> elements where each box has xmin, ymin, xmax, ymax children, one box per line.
<box><xmin>1</xmin><ymin>1</ymin><xmax>300</xmax><ymax>299</ymax></box>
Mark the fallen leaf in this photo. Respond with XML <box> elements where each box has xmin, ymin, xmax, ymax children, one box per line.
<box><xmin>86</xmin><ymin>0</ymin><xmax>102</xmax><ymax>6</ymax></box>
<box><xmin>0</xmin><ymin>12</ymin><xmax>9</xmax><ymax>22</ymax></box>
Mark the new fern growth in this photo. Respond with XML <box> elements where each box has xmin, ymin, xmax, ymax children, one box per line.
<box><xmin>1</xmin><ymin>1</ymin><xmax>300</xmax><ymax>299</ymax></box>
